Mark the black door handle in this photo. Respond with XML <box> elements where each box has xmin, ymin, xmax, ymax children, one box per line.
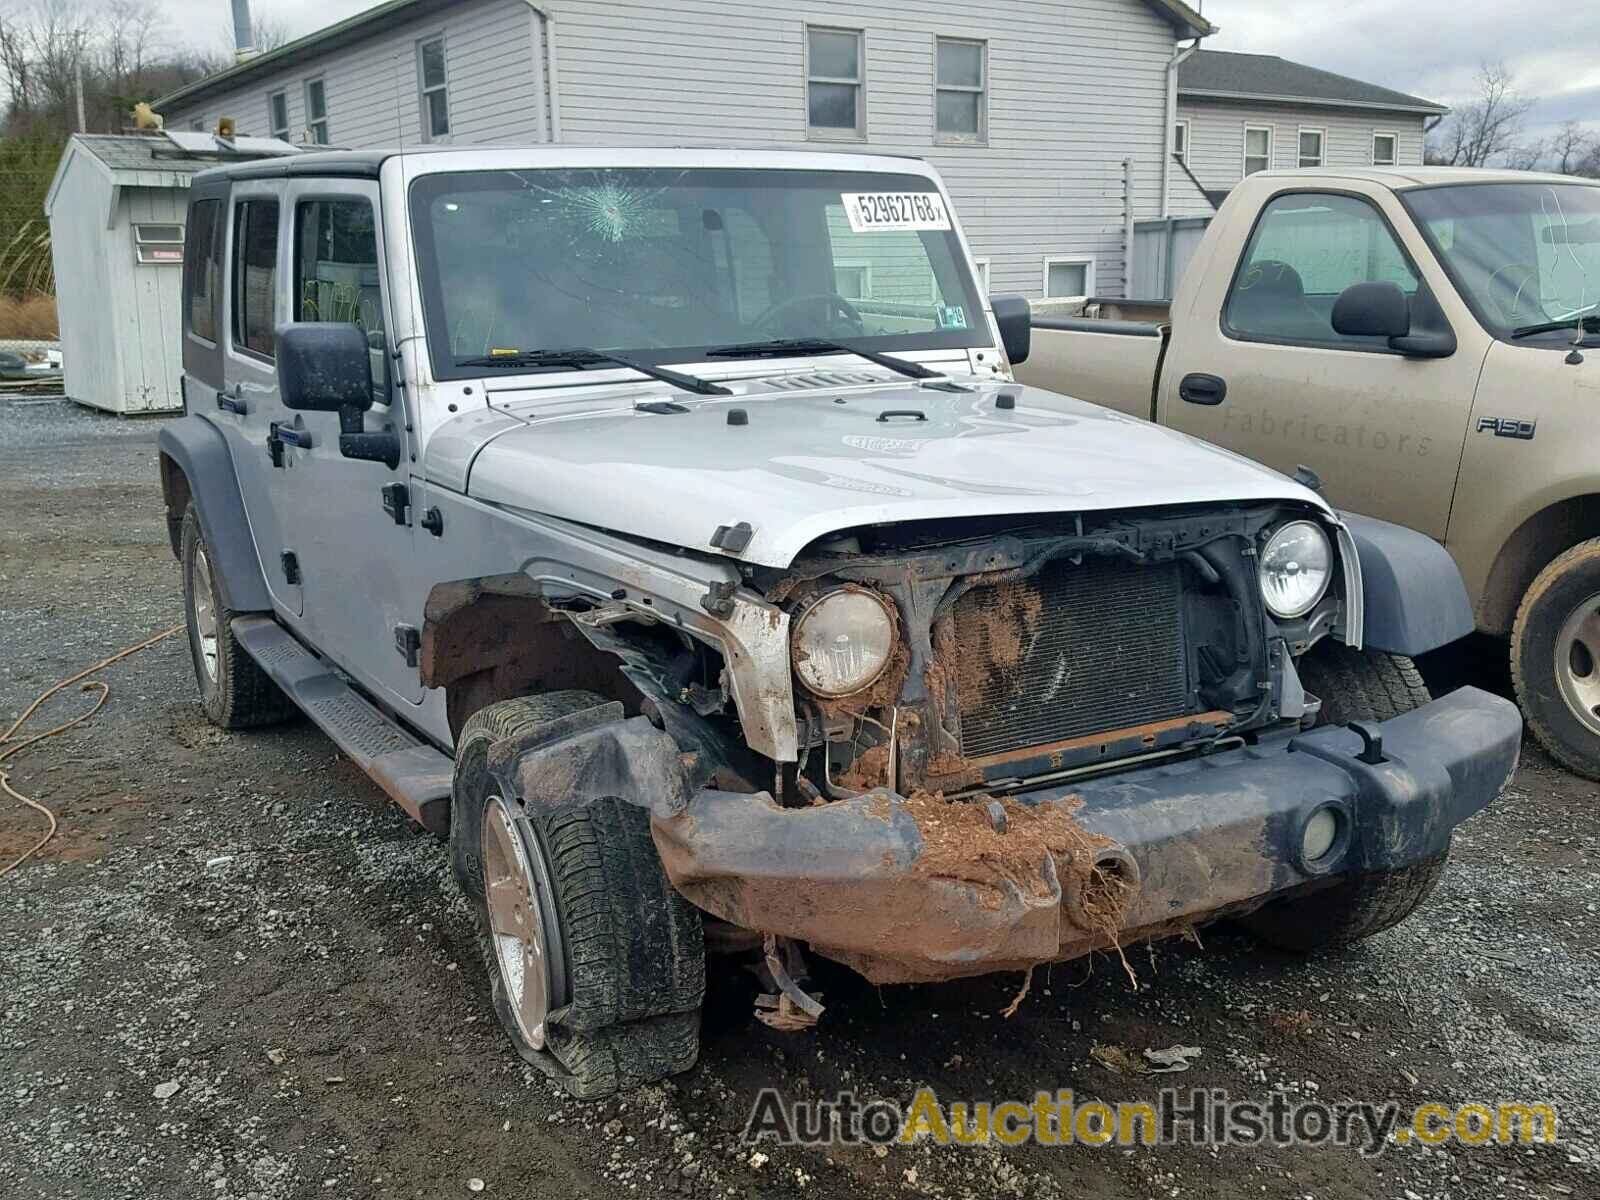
<box><xmin>1179</xmin><ymin>373</ymin><xmax>1227</xmax><ymax>406</ymax></box>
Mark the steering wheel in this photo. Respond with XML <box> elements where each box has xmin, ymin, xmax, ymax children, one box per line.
<box><xmin>1485</xmin><ymin>262</ymin><xmax>1546</xmax><ymax>324</ymax></box>
<box><xmin>751</xmin><ymin>292</ymin><xmax>866</xmax><ymax>337</ymax></box>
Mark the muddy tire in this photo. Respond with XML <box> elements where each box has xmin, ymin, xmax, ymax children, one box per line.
<box><xmin>450</xmin><ymin>694</ymin><xmax>704</xmax><ymax>1099</ymax></box>
<box><xmin>180</xmin><ymin>504</ymin><xmax>292</xmax><ymax>730</ymax></box>
<box><xmin>1296</xmin><ymin>641</ymin><xmax>1430</xmax><ymax>725</ymax></box>
<box><xmin>1511</xmin><ymin>539</ymin><xmax>1600</xmax><ymax>780</ymax></box>
<box><xmin>1240</xmin><ymin>852</ymin><xmax>1448</xmax><ymax>952</ymax></box>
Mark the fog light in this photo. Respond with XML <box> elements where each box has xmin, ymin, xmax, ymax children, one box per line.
<box><xmin>1302</xmin><ymin>807</ymin><xmax>1342</xmax><ymax>863</ymax></box>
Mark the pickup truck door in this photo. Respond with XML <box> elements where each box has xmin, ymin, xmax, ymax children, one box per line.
<box><xmin>217</xmin><ymin>184</ymin><xmax>302</xmax><ymax>617</ymax></box>
<box><xmin>271</xmin><ymin>181</ymin><xmax>425</xmax><ymax>706</ymax></box>
<box><xmin>1159</xmin><ymin>185</ymin><xmax>1489</xmax><ymax>540</ymax></box>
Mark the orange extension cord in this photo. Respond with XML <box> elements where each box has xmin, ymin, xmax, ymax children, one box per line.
<box><xmin>0</xmin><ymin>625</ymin><xmax>182</xmax><ymax>880</ymax></box>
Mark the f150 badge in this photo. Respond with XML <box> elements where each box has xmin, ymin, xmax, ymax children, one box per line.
<box><xmin>1477</xmin><ymin>416</ymin><xmax>1537</xmax><ymax>440</ymax></box>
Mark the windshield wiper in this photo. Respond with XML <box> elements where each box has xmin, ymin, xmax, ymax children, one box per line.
<box><xmin>1510</xmin><ymin>312</ymin><xmax>1600</xmax><ymax>340</ymax></box>
<box><xmin>454</xmin><ymin>347</ymin><xmax>731</xmax><ymax>396</ymax></box>
<box><xmin>704</xmin><ymin>337</ymin><xmax>940</xmax><ymax>382</ymax></box>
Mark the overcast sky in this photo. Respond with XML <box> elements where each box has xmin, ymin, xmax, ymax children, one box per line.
<box><xmin>166</xmin><ymin>0</ymin><xmax>1600</xmax><ymax>140</ymax></box>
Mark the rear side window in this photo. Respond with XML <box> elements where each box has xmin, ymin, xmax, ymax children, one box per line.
<box><xmin>1224</xmin><ymin>192</ymin><xmax>1418</xmax><ymax>348</ymax></box>
<box><xmin>185</xmin><ymin>199</ymin><xmax>221</xmax><ymax>342</ymax></box>
<box><xmin>232</xmin><ymin>199</ymin><xmax>279</xmax><ymax>357</ymax></box>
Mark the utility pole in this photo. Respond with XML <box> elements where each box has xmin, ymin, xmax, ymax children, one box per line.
<box><xmin>72</xmin><ymin>30</ymin><xmax>85</xmax><ymax>132</ymax></box>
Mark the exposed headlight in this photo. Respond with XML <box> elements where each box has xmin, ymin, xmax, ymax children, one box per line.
<box><xmin>1259</xmin><ymin>520</ymin><xmax>1332</xmax><ymax>618</ymax></box>
<box><xmin>791</xmin><ymin>586</ymin><xmax>898</xmax><ymax>698</ymax></box>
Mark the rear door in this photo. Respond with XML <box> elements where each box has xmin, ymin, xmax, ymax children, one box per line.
<box><xmin>215</xmin><ymin>182</ymin><xmax>302</xmax><ymax>616</ymax></box>
<box><xmin>1160</xmin><ymin>185</ymin><xmax>1488</xmax><ymax>540</ymax></box>
<box><xmin>273</xmin><ymin>180</ymin><xmax>424</xmax><ymax>706</ymax></box>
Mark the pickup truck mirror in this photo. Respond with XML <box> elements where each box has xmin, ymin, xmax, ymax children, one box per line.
<box><xmin>1331</xmin><ymin>281</ymin><xmax>1410</xmax><ymax>339</ymax></box>
<box><xmin>277</xmin><ymin>323</ymin><xmax>375</xmax><ymax>413</ymax></box>
<box><xmin>990</xmin><ymin>293</ymin><xmax>1031</xmax><ymax>366</ymax></box>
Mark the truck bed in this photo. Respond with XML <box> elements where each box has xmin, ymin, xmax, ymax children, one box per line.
<box><xmin>1020</xmin><ymin>299</ymin><xmax>1170</xmax><ymax>421</ymax></box>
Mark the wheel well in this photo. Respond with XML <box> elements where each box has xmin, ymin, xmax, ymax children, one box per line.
<box><xmin>158</xmin><ymin>452</ymin><xmax>192</xmax><ymax>558</ymax></box>
<box><xmin>420</xmin><ymin>575</ymin><xmax>645</xmax><ymax>741</ymax></box>
<box><xmin>1481</xmin><ymin>493</ymin><xmax>1600</xmax><ymax>634</ymax></box>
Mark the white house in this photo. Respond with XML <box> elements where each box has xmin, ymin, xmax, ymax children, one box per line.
<box><xmin>1172</xmin><ymin>49</ymin><xmax>1448</xmax><ymax>215</ymax></box>
<box><xmin>156</xmin><ymin>0</ymin><xmax>1218</xmax><ymax>301</ymax></box>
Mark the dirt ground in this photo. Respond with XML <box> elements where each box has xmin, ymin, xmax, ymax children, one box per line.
<box><xmin>2</xmin><ymin>397</ymin><xmax>1596</xmax><ymax>1200</ymax></box>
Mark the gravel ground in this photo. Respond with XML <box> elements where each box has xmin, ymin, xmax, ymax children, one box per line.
<box><xmin>1</xmin><ymin>397</ymin><xmax>1596</xmax><ymax>1200</ymax></box>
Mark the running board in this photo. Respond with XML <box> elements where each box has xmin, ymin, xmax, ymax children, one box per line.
<box><xmin>232</xmin><ymin>616</ymin><xmax>452</xmax><ymax>834</ymax></box>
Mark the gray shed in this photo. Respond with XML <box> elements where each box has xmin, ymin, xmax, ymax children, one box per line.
<box><xmin>43</xmin><ymin>131</ymin><xmax>297</xmax><ymax>414</ymax></box>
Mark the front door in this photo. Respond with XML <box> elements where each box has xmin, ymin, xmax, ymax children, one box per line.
<box><xmin>272</xmin><ymin>181</ymin><xmax>424</xmax><ymax>706</ymax></box>
<box><xmin>217</xmin><ymin>184</ymin><xmax>302</xmax><ymax>616</ymax></box>
<box><xmin>1161</xmin><ymin>186</ymin><xmax>1487</xmax><ymax>540</ymax></box>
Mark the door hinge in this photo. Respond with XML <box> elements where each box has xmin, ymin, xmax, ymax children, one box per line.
<box><xmin>280</xmin><ymin>550</ymin><xmax>301</xmax><ymax>585</ymax></box>
<box><xmin>381</xmin><ymin>482</ymin><xmax>410</xmax><ymax>525</ymax></box>
<box><xmin>266</xmin><ymin>424</ymin><xmax>285</xmax><ymax>468</ymax></box>
<box><xmin>394</xmin><ymin>624</ymin><xmax>421</xmax><ymax>667</ymax></box>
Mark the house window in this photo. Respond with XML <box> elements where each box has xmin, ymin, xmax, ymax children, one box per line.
<box><xmin>972</xmin><ymin>256</ymin><xmax>990</xmax><ymax>292</ymax></box>
<box><xmin>1043</xmin><ymin>256</ymin><xmax>1095</xmax><ymax>299</ymax></box>
<box><xmin>834</xmin><ymin>260</ymin><xmax>872</xmax><ymax>301</ymax></box>
<box><xmin>1173</xmin><ymin>119</ymin><xmax>1189</xmax><ymax>163</ymax></box>
<box><xmin>806</xmin><ymin>27</ymin><xmax>864</xmax><ymax>137</ymax></box>
<box><xmin>1373</xmin><ymin>131</ymin><xmax>1398</xmax><ymax>166</ymax></box>
<box><xmin>1244</xmin><ymin>125</ymin><xmax>1273</xmax><ymax>176</ymax></box>
<box><xmin>1298</xmin><ymin>128</ymin><xmax>1325</xmax><ymax>168</ymax></box>
<box><xmin>303</xmin><ymin>78</ymin><xmax>328</xmax><ymax>144</ymax></box>
<box><xmin>418</xmin><ymin>36</ymin><xmax>450</xmax><ymax>140</ymax></box>
<box><xmin>267</xmin><ymin>91</ymin><xmax>289</xmax><ymax>140</ymax></box>
<box><xmin>231</xmin><ymin>198</ymin><xmax>280</xmax><ymax>358</ymax></box>
<box><xmin>934</xmin><ymin>37</ymin><xmax>985</xmax><ymax>142</ymax></box>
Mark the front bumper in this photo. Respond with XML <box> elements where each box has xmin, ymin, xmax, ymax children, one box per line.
<box><xmin>651</xmin><ymin>686</ymin><xmax>1521</xmax><ymax>984</ymax></box>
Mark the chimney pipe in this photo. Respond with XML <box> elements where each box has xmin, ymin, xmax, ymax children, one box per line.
<box><xmin>232</xmin><ymin>0</ymin><xmax>257</xmax><ymax>62</ymax></box>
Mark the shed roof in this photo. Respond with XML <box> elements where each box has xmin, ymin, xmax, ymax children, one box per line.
<box><xmin>44</xmin><ymin>132</ymin><xmax>302</xmax><ymax>218</ymax></box>
<box><xmin>1178</xmin><ymin>49</ymin><xmax>1448</xmax><ymax>116</ymax></box>
<box><xmin>155</xmin><ymin>0</ymin><xmax>1216</xmax><ymax>112</ymax></box>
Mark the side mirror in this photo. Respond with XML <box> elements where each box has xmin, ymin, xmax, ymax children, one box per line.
<box><xmin>1331</xmin><ymin>281</ymin><xmax>1410</xmax><ymax>339</ymax></box>
<box><xmin>990</xmin><ymin>293</ymin><xmax>1031</xmax><ymax>366</ymax></box>
<box><xmin>277</xmin><ymin>323</ymin><xmax>375</xmax><ymax>412</ymax></box>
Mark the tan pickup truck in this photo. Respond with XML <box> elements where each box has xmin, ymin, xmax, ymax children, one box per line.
<box><xmin>1019</xmin><ymin>166</ymin><xmax>1600</xmax><ymax>778</ymax></box>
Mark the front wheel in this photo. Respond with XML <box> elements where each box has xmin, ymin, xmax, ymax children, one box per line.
<box><xmin>1512</xmin><ymin>539</ymin><xmax>1600</xmax><ymax>780</ymax></box>
<box><xmin>450</xmin><ymin>694</ymin><xmax>705</xmax><ymax>1099</ymax></box>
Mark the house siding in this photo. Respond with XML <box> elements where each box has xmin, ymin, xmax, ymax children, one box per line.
<box><xmin>1176</xmin><ymin>98</ymin><xmax>1427</xmax><ymax>200</ymax></box>
<box><xmin>165</xmin><ymin>0</ymin><xmax>1192</xmax><ymax>299</ymax></box>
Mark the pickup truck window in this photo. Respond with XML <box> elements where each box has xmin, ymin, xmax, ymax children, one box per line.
<box><xmin>1402</xmin><ymin>182</ymin><xmax>1600</xmax><ymax>339</ymax></box>
<box><xmin>1224</xmin><ymin>192</ymin><xmax>1418</xmax><ymax>348</ymax></box>
<box><xmin>408</xmin><ymin>167</ymin><xmax>986</xmax><ymax>380</ymax></box>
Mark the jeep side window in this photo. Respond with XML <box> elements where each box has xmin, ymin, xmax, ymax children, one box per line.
<box><xmin>231</xmin><ymin>198</ymin><xmax>280</xmax><ymax>358</ymax></box>
<box><xmin>1224</xmin><ymin>192</ymin><xmax>1419</xmax><ymax>348</ymax></box>
<box><xmin>293</xmin><ymin>198</ymin><xmax>388</xmax><ymax>403</ymax></box>
<box><xmin>185</xmin><ymin>198</ymin><xmax>221</xmax><ymax>343</ymax></box>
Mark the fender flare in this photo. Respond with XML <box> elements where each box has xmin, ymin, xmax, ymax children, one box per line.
<box><xmin>1339</xmin><ymin>511</ymin><xmax>1474</xmax><ymax>657</ymax></box>
<box><xmin>157</xmin><ymin>415</ymin><xmax>272</xmax><ymax>613</ymax></box>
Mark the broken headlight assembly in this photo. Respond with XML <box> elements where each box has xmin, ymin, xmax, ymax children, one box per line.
<box><xmin>1259</xmin><ymin>519</ymin><xmax>1333</xmax><ymax>618</ymax></box>
<box><xmin>790</xmin><ymin>586</ymin><xmax>898</xmax><ymax>698</ymax></box>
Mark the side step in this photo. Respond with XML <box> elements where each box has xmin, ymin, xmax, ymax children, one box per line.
<box><xmin>232</xmin><ymin>616</ymin><xmax>452</xmax><ymax>834</ymax></box>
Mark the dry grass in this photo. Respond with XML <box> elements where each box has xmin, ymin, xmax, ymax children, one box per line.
<box><xmin>0</xmin><ymin>293</ymin><xmax>59</xmax><ymax>340</ymax></box>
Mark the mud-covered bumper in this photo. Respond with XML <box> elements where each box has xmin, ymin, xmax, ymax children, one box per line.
<box><xmin>651</xmin><ymin>687</ymin><xmax>1522</xmax><ymax>984</ymax></box>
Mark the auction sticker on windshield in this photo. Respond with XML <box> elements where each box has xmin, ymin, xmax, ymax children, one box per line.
<box><xmin>842</xmin><ymin>192</ymin><xmax>952</xmax><ymax>233</ymax></box>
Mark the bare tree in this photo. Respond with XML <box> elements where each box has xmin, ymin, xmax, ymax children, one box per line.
<box><xmin>1425</xmin><ymin>61</ymin><xmax>1535</xmax><ymax>168</ymax></box>
<box><xmin>1546</xmin><ymin>120</ymin><xmax>1599</xmax><ymax>176</ymax></box>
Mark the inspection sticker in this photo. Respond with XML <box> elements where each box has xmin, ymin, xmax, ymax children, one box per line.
<box><xmin>842</xmin><ymin>192</ymin><xmax>952</xmax><ymax>233</ymax></box>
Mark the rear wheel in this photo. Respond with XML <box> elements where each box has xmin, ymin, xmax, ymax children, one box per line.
<box><xmin>1512</xmin><ymin>539</ymin><xmax>1600</xmax><ymax>780</ymax></box>
<box><xmin>179</xmin><ymin>504</ymin><xmax>292</xmax><ymax>729</ymax></box>
<box><xmin>450</xmin><ymin>694</ymin><xmax>704</xmax><ymax>1099</ymax></box>
<box><xmin>1242</xmin><ymin>641</ymin><xmax>1443</xmax><ymax>952</ymax></box>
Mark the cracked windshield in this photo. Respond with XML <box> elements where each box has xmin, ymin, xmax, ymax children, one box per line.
<box><xmin>1404</xmin><ymin>183</ymin><xmax>1600</xmax><ymax>335</ymax></box>
<box><xmin>408</xmin><ymin>167</ymin><xmax>986</xmax><ymax>377</ymax></box>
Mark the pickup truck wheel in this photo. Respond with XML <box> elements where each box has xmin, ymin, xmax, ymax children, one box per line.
<box><xmin>1295</xmin><ymin>642</ymin><xmax>1430</xmax><ymax>725</ymax></box>
<box><xmin>1240</xmin><ymin>851</ymin><xmax>1448</xmax><ymax>952</ymax></box>
<box><xmin>1512</xmin><ymin>539</ymin><xmax>1600</xmax><ymax>780</ymax></box>
<box><xmin>450</xmin><ymin>694</ymin><xmax>704</xmax><ymax>1099</ymax></box>
<box><xmin>179</xmin><ymin>504</ymin><xmax>292</xmax><ymax>729</ymax></box>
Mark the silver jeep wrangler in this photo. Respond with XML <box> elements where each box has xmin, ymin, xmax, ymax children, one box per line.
<box><xmin>160</xmin><ymin>146</ymin><xmax>1521</xmax><ymax>1098</ymax></box>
